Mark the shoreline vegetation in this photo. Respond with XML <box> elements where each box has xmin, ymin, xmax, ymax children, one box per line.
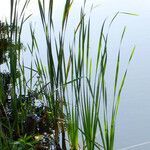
<box><xmin>0</xmin><ymin>0</ymin><xmax>135</xmax><ymax>149</ymax></box>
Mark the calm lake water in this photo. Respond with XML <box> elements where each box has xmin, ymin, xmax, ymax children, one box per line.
<box><xmin>1</xmin><ymin>0</ymin><xmax>150</xmax><ymax>149</ymax></box>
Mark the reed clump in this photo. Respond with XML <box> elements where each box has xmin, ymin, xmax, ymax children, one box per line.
<box><xmin>0</xmin><ymin>0</ymin><xmax>135</xmax><ymax>149</ymax></box>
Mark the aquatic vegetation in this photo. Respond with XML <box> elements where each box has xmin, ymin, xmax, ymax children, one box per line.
<box><xmin>0</xmin><ymin>0</ymin><xmax>135</xmax><ymax>149</ymax></box>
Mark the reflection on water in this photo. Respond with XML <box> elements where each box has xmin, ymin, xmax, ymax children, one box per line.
<box><xmin>1</xmin><ymin>0</ymin><xmax>150</xmax><ymax>149</ymax></box>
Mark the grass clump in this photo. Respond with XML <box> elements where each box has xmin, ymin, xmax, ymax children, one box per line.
<box><xmin>0</xmin><ymin>0</ymin><xmax>135</xmax><ymax>149</ymax></box>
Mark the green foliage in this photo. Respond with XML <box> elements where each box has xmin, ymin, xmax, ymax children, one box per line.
<box><xmin>0</xmin><ymin>0</ymin><xmax>135</xmax><ymax>150</ymax></box>
<box><xmin>12</xmin><ymin>135</ymin><xmax>35</xmax><ymax>150</ymax></box>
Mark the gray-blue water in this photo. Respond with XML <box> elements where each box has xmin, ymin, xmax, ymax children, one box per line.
<box><xmin>1</xmin><ymin>0</ymin><xmax>150</xmax><ymax>149</ymax></box>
